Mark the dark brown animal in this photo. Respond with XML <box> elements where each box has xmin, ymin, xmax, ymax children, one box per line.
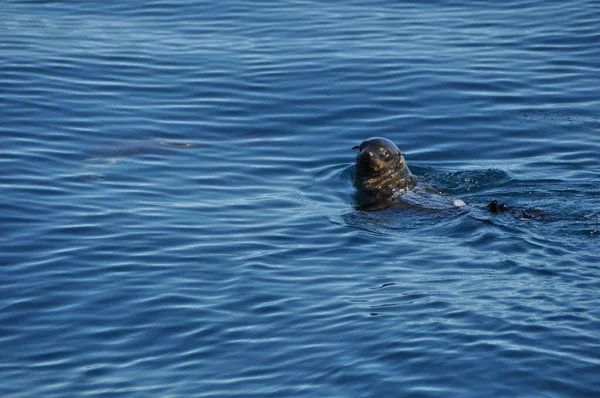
<box><xmin>353</xmin><ymin>137</ymin><xmax>416</xmax><ymax>209</ymax></box>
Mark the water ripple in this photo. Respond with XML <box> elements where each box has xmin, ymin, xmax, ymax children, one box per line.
<box><xmin>2</xmin><ymin>0</ymin><xmax>600</xmax><ymax>397</ymax></box>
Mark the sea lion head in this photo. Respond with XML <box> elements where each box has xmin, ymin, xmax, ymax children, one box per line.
<box><xmin>353</xmin><ymin>137</ymin><xmax>414</xmax><ymax>195</ymax></box>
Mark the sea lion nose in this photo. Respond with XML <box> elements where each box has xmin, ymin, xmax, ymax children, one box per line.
<box><xmin>360</xmin><ymin>150</ymin><xmax>383</xmax><ymax>172</ymax></box>
<box><xmin>357</xmin><ymin>152</ymin><xmax>369</xmax><ymax>170</ymax></box>
<box><xmin>358</xmin><ymin>151</ymin><xmax>373</xmax><ymax>167</ymax></box>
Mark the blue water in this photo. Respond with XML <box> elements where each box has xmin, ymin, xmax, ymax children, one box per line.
<box><xmin>2</xmin><ymin>1</ymin><xmax>599</xmax><ymax>396</ymax></box>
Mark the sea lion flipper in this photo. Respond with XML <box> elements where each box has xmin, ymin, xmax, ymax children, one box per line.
<box><xmin>487</xmin><ymin>200</ymin><xmax>510</xmax><ymax>213</ymax></box>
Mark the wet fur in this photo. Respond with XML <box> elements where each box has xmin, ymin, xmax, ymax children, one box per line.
<box><xmin>354</xmin><ymin>137</ymin><xmax>416</xmax><ymax>208</ymax></box>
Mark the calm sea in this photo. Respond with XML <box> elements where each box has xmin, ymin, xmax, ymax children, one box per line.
<box><xmin>1</xmin><ymin>1</ymin><xmax>599</xmax><ymax>397</ymax></box>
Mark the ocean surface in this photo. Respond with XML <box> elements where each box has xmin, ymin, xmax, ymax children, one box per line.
<box><xmin>1</xmin><ymin>1</ymin><xmax>599</xmax><ymax>397</ymax></box>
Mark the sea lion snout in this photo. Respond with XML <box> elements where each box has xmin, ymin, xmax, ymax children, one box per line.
<box><xmin>357</xmin><ymin>149</ymin><xmax>385</xmax><ymax>175</ymax></box>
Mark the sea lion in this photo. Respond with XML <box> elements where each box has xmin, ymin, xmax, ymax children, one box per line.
<box><xmin>352</xmin><ymin>138</ymin><xmax>537</xmax><ymax>216</ymax></box>
<box><xmin>353</xmin><ymin>137</ymin><xmax>417</xmax><ymax>209</ymax></box>
<box><xmin>487</xmin><ymin>199</ymin><xmax>539</xmax><ymax>219</ymax></box>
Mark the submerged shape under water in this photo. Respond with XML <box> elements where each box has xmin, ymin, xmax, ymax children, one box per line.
<box><xmin>1</xmin><ymin>0</ymin><xmax>600</xmax><ymax>397</ymax></box>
